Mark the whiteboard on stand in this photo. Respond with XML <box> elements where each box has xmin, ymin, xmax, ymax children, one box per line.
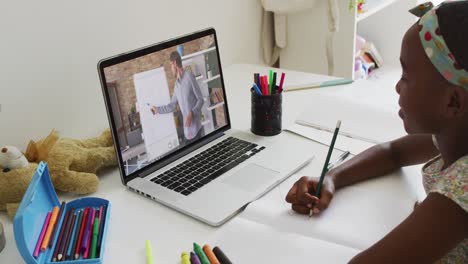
<box><xmin>134</xmin><ymin>67</ymin><xmax>180</xmax><ymax>162</ymax></box>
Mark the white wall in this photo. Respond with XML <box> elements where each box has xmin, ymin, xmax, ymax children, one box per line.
<box><xmin>0</xmin><ymin>0</ymin><xmax>263</xmax><ymax>149</ymax></box>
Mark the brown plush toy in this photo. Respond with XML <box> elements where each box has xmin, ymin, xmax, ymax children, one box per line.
<box><xmin>0</xmin><ymin>129</ymin><xmax>117</xmax><ymax>218</ymax></box>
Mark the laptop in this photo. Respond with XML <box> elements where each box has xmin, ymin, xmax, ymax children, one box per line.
<box><xmin>98</xmin><ymin>28</ymin><xmax>313</xmax><ymax>226</ymax></box>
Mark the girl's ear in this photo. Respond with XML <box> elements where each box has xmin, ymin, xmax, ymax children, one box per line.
<box><xmin>445</xmin><ymin>86</ymin><xmax>468</xmax><ymax>118</ymax></box>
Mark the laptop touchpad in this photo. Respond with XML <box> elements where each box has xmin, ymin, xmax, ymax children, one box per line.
<box><xmin>222</xmin><ymin>164</ymin><xmax>279</xmax><ymax>192</ymax></box>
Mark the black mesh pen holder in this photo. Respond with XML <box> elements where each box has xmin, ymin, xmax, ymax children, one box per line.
<box><xmin>250</xmin><ymin>88</ymin><xmax>282</xmax><ymax>136</ymax></box>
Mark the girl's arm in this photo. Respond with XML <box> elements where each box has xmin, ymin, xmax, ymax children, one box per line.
<box><xmin>286</xmin><ymin>134</ymin><xmax>439</xmax><ymax>213</ymax></box>
<box><xmin>331</xmin><ymin>134</ymin><xmax>438</xmax><ymax>189</ymax></box>
<box><xmin>349</xmin><ymin>192</ymin><xmax>468</xmax><ymax>263</ymax></box>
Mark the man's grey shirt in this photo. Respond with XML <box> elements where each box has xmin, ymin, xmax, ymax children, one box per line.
<box><xmin>157</xmin><ymin>70</ymin><xmax>204</xmax><ymax>140</ymax></box>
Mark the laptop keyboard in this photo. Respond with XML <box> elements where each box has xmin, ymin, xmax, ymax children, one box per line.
<box><xmin>149</xmin><ymin>137</ymin><xmax>265</xmax><ymax>196</ymax></box>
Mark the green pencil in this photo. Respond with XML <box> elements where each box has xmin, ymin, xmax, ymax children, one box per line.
<box><xmin>90</xmin><ymin>216</ymin><xmax>99</xmax><ymax>259</ymax></box>
<box><xmin>312</xmin><ymin>120</ymin><xmax>341</xmax><ymax>216</ymax></box>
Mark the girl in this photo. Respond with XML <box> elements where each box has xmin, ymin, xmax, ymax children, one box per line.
<box><xmin>285</xmin><ymin>1</ymin><xmax>468</xmax><ymax>263</ymax></box>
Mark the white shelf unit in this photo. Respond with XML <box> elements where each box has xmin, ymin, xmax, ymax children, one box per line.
<box><xmin>181</xmin><ymin>47</ymin><xmax>219</xmax><ymax>134</ymax></box>
<box><xmin>279</xmin><ymin>0</ymin><xmax>417</xmax><ymax>80</ymax></box>
<box><xmin>203</xmin><ymin>74</ymin><xmax>220</xmax><ymax>84</ymax></box>
<box><xmin>181</xmin><ymin>47</ymin><xmax>216</xmax><ymax>61</ymax></box>
<box><xmin>207</xmin><ymin>101</ymin><xmax>225</xmax><ymax>111</ymax></box>
<box><xmin>357</xmin><ymin>0</ymin><xmax>401</xmax><ymax>22</ymax></box>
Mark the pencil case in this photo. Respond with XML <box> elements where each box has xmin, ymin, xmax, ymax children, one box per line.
<box><xmin>14</xmin><ymin>162</ymin><xmax>110</xmax><ymax>264</ymax></box>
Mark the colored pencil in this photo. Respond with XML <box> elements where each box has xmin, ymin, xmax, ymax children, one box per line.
<box><xmin>96</xmin><ymin>205</ymin><xmax>107</xmax><ymax>256</ymax></box>
<box><xmin>66</xmin><ymin>210</ymin><xmax>81</xmax><ymax>260</ymax></box>
<box><xmin>83</xmin><ymin>208</ymin><xmax>96</xmax><ymax>259</ymax></box>
<box><xmin>48</xmin><ymin>201</ymin><xmax>65</xmax><ymax>248</ymax></box>
<box><xmin>75</xmin><ymin>207</ymin><xmax>89</xmax><ymax>259</ymax></box>
<box><xmin>90</xmin><ymin>216</ymin><xmax>99</xmax><ymax>259</ymax></box>
<box><xmin>69</xmin><ymin>209</ymin><xmax>84</xmax><ymax>260</ymax></box>
<box><xmin>52</xmin><ymin>209</ymin><xmax>71</xmax><ymax>262</ymax></box>
<box><xmin>58</xmin><ymin>208</ymin><xmax>75</xmax><ymax>261</ymax></box>
<box><xmin>33</xmin><ymin>212</ymin><xmax>51</xmax><ymax>258</ymax></box>
<box><xmin>41</xmin><ymin>206</ymin><xmax>58</xmax><ymax>251</ymax></box>
<box><xmin>311</xmin><ymin>120</ymin><xmax>341</xmax><ymax>217</ymax></box>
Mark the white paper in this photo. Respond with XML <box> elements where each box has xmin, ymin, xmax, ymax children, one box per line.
<box><xmin>213</xmin><ymin>218</ymin><xmax>359</xmax><ymax>263</ymax></box>
<box><xmin>240</xmin><ymin>168</ymin><xmax>418</xmax><ymax>250</ymax></box>
<box><xmin>282</xmin><ymin>71</ymin><xmax>339</xmax><ymax>90</ymax></box>
<box><xmin>294</xmin><ymin>94</ymin><xmax>406</xmax><ymax>144</ymax></box>
<box><xmin>285</xmin><ymin>123</ymin><xmax>374</xmax><ymax>155</ymax></box>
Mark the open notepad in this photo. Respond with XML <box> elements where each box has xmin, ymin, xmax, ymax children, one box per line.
<box><xmin>286</xmin><ymin>94</ymin><xmax>406</xmax><ymax>154</ymax></box>
<box><xmin>210</xmin><ymin>165</ymin><xmax>420</xmax><ymax>261</ymax></box>
<box><xmin>213</xmin><ymin>218</ymin><xmax>359</xmax><ymax>263</ymax></box>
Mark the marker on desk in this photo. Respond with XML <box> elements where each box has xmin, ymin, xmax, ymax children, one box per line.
<box><xmin>181</xmin><ymin>251</ymin><xmax>191</xmax><ymax>264</ymax></box>
<box><xmin>260</xmin><ymin>76</ymin><xmax>265</xmax><ymax>95</ymax></box>
<box><xmin>146</xmin><ymin>240</ymin><xmax>153</xmax><ymax>264</ymax></box>
<box><xmin>254</xmin><ymin>73</ymin><xmax>260</xmax><ymax>88</ymax></box>
<box><xmin>278</xmin><ymin>72</ymin><xmax>286</xmax><ymax>93</ymax></box>
<box><xmin>193</xmin><ymin>242</ymin><xmax>210</xmax><ymax>264</ymax></box>
<box><xmin>272</xmin><ymin>72</ymin><xmax>277</xmax><ymax>93</ymax></box>
<box><xmin>310</xmin><ymin>120</ymin><xmax>341</xmax><ymax>217</ymax></box>
<box><xmin>33</xmin><ymin>212</ymin><xmax>51</xmax><ymax>258</ymax></box>
<box><xmin>203</xmin><ymin>244</ymin><xmax>220</xmax><ymax>264</ymax></box>
<box><xmin>190</xmin><ymin>251</ymin><xmax>202</xmax><ymax>264</ymax></box>
<box><xmin>213</xmin><ymin>246</ymin><xmax>233</xmax><ymax>264</ymax></box>
<box><xmin>269</xmin><ymin>69</ymin><xmax>273</xmax><ymax>95</ymax></box>
<box><xmin>41</xmin><ymin>206</ymin><xmax>59</xmax><ymax>251</ymax></box>
<box><xmin>252</xmin><ymin>83</ymin><xmax>262</xmax><ymax>96</ymax></box>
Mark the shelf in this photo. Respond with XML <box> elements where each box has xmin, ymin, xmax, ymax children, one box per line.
<box><xmin>356</xmin><ymin>0</ymin><xmax>398</xmax><ymax>22</ymax></box>
<box><xmin>203</xmin><ymin>74</ymin><xmax>220</xmax><ymax>84</ymax></box>
<box><xmin>195</xmin><ymin>75</ymin><xmax>204</xmax><ymax>81</ymax></box>
<box><xmin>201</xmin><ymin>120</ymin><xmax>211</xmax><ymax>126</ymax></box>
<box><xmin>207</xmin><ymin>101</ymin><xmax>225</xmax><ymax>111</ymax></box>
<box><xmin>181</xmin><ymin>47</ymin><xmax>216</xmax><ymax>61</ymax></box>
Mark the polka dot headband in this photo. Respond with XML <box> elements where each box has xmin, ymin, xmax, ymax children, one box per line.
<box><xmin>410</xmin><ymin>1</ymin><xmax>468</xmax><ymax>90</ymax></box>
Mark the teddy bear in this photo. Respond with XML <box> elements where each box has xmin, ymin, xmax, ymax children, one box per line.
<box><xmin>0</xmin><ymin>129</ymin><xmax>117</xmax><ymax>218</ymax></box>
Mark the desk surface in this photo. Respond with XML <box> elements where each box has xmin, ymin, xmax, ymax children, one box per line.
<box><xmin>0</xmin><ymin>64</ymin><xmax>425</xmax><ymax>263</ymax></box>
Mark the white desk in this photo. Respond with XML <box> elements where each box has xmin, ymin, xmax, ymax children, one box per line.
<box><xmin>0</xmin><ymin>64</ymin><xmax>425</xmax><ymax>263</ymax></box>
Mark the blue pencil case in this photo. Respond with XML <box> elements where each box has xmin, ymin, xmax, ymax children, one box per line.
<box><xmin>13</xmin><ymin>162</ymin><xmax>110</xmax><ymax>264</ymax></box>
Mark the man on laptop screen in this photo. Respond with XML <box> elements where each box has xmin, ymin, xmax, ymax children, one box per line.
<box><xmin>150</xmin><ymin>51</ymin><xmax>205</xmax><ymax>145</ymax></box>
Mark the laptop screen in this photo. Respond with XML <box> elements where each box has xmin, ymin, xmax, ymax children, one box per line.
<box><xmin>99</xmin><ymin>29</ymin><xmax>230</xmax><ymax>178</ymax></box>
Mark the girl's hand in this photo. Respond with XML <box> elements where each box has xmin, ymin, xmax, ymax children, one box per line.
<box><xmin>285</xmin><ymin>175</ymin><xmax>336</xmax><ymax>215</ymax></box>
